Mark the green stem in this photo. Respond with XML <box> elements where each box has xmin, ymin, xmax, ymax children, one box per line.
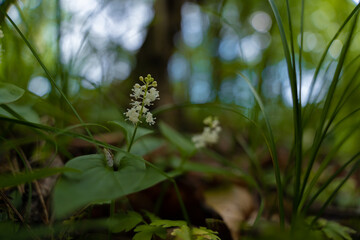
<box><xmin>110</xmin><ymin>200</ymin><xmax>115</xmax><ymax>217</ymax></box>
<box><xmin>127</xmin><ymin>123</ymin><xmax>139</xmax><ymax>152</ymax></box>
<box><xmin>172</xmin><ymin>180</ymin><xmax>190</xmax><ymax>225</ymax></box>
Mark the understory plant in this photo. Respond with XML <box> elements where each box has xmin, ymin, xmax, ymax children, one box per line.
<box><xmin>238</xmin><ymin>0</ymin><xmax>360</xmax><ymax>237</ymax></box>
<box><xmin>0</xmin><ymin>0</ymin><xmax>360</xmax><ymax>240</ymax></box>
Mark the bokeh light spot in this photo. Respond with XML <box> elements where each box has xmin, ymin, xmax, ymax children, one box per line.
<box><xmin>28</xmin><ymin>76</ymin><xmax>52</xmax><ymax>97</ymax></box>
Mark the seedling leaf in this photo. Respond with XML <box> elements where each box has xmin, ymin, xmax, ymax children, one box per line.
<box><xmin>0</xmin><ymin>83</ymin><xmax>25</xmax><ymax>104</ymax></box>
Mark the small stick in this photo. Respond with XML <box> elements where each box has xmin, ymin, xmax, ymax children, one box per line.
<box><xmin>18</xmin><ymin>148</ymin><xmax>50</xmax><ymax>224</ymax></box>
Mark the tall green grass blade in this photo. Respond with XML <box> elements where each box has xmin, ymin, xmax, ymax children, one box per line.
<box><xmin>317</xmin><ymin>57</ymin><xmax>360</xmax><ymax>136</ymax></box>
<box><xmin>285</xmin><ymin>0</ymin><xmax>297</xmax><ymax>84</ymax></box>
<box><xmin>309</xmin><ymin>156</ymin><xmax>360</xmax><ymax>224</ymax></box>
<box><xmin>328</xmin><ymin>108</ymin><xmax>360</xmax><ymax>136</ymax></box>
<box><xmin>300</xmin><ymin>13</ymin><xmax>358</xmax><ymax>202</ymax></box>
<box><xmin>268</xmin><ymin>0</ymin><xmax>303</xmax><ymax>213</ymax></box>
<box><xmin>298</xmin><ymin>126</ymin><xmax>357</xmax><ymax>212</ymax></box>
<box><xmin>298</xmin><ymin>0</ymin><xmax>305</xmax><ymax>106</ymax></box>
<box><xmin>0</xmin><ymin>104</ymin><xmax>61</xmax><ymax>165</ymax></box>
<box><xmin>2</xmin><ymin>10</ymin><xmax>93</xmax><ymax>140</ymax></box>
<box><xmin>305</xmin><ymin>152</ymin><xmax>360</xmax><ymax>213</ymax></box>
<box><xmin>305</xmin><ymin>3</ymin><xmax>360</xmax><ymax>106</ymax></box>
<box><xmin>238</xmin><ymin>72</ymin><xmax>284</xmax><ymax>227</ymax></box>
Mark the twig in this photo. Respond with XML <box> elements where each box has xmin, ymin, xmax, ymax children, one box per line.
<box><xmin>18</xmin><ymin>148</ymin><xmax>50</xmax><ymax>224</ymax></box>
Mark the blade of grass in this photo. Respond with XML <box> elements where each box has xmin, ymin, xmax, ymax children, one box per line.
<box><xmin>305</xmin><ymin>3</ymin><xmax>360</xmax><ymax>107</ymax></box>
<box><xmin>328</xmin><ymin>108</ymin><xmax>360</xmax><ymax>136</ymax></box>
<box><xmin>298</xmin><ymin>123</ymin><xmax>359</xmax><ymax>212</ymax></box>
<box><xmin>268</xmin><ymin>0</ymin><xmax>303</xmax><ymax>214</ymax></box>
<box><xmin>309</xmin><ymin>155</ymin><xmax>360</xmax><ymax>224</ymax></box>
<box><xmin>300</xmin><ymin>13</ymin><xmax>358</xmax><ymax>203</ymax></box>
<box><xmin>301</xmin><ymin>60</ymin><xmax>335</xmax><ymax>128</ymax></box>
<box><xmin>1</xmin><ymin>103</ymin><xmax>61</xmax><ymax>165</ymax></box>
<box><xmin>304</xmin><ymin>152</ymin><xmax>360</xmax><ymax>213</ymax></box>
<box><xmin>298</xmin><ymin>0</ymin><xmax>305</xmax><ymax>106</ymax></box>
<box><xmin>2</xmin><ymin>10</ymin><xmax>94</xmax><ymax>141</ymax></box>
<box><xmin>238</xmin><ymin>72</ymin><xmax>284</xmax><ymax>227</ymax></box>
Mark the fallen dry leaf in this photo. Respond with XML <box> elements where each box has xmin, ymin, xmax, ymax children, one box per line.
<box><xmin>204</xmin><ymin>185</ymin><xmax>255</xmax><ymax>240</ymax></box>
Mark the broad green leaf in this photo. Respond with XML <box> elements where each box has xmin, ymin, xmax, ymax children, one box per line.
<box><xmin>109</xmin><ymin>120</ymin><xmax>153</xmax><ymax>144</ymax></box>
<box><xmin>0</xmin><ymin>83</ymin><xmax>25</xmax><ymax>104</ymax></box>
<box><xmin>159</xmin><ymin>122</ymin><xmax>196</xmax><ymax>157</ymax></box>
<box><xmin>320</xmin><ymin>219</ymin><xmax>355</xmax><ymax>240</ymax></box>
<box><xmin>133</xmin><ymin>224</ymin><xmax>167</xmax><ymax>240</ymax></box>
<box><xmin>53</xmin><ymin>154</ymin><xmax>177</xmax><ymax>218</ymax></box>
<box><xmin>109</xmin><ymin>211</ymin><xmax>143</xmax><ymax>233</ymax></box>
<box><xmin>0</xmin><ymin>167</ymin><xmax>77</xmax><ymax>189</ymax></box>
<box><xmin>53</xmin><ymin>154</ymin><xmax>146</xmax><ymax>218</ymax></box>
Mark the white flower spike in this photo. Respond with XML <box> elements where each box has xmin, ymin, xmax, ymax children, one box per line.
<box><xmin>124</xmin><ymin>74</ymin><xmax>159</xmax><ymax>125</ymax></box>
<box><xmin>192</xmin><ymin>116</ymin><xmax>221</xmax><ymax>148</ymax></box>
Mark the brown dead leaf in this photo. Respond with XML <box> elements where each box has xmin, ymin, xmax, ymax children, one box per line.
<box><xmin>204</xmin><ymin>185</ymin><xmax>255</xmax><ymax>240</ymax></box>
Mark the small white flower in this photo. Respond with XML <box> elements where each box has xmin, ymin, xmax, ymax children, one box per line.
<box><xmin>131</xmin><ymin>101</ymin><xmax>142</xmax><ymax>107</ymax></box>
<box><xmin>192</xmin><ymin>116</ymin><xmax>221</xmax><ymax>148</ymax></box>
<box><xmin>145</xmin><ymin>112</ymin><xmax>155</xmax><ymax>125</ymax></box>
<box><xmin>147</xmin><ymin>88</ymin><xmax>160</xmax><ymax>102</ymax></box>
<box><xmin>192</xmin><ymin>135</ymin><xmax>206</xmax><ymax>148</ymax></box>
<box><xmin>131</xmin><ymin>85</ymin><xmax>144</xmax><ymax>99</ymax></box>
<box><xmin>143</xmin><ymin>96</ymin><xmax>152</xmax><ymax>106</ymax></box>
<box><xmin>125</xmin><ymin>108</ymin><xmax>140</xmax><ymax>124</ymax></box>
<box><xmin>124</xmin><ymin>74</ymin><xmax>160</xmax><ymax>125</ymax></box>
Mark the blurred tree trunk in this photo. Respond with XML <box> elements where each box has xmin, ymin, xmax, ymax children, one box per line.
<box><xmin>132</xmin><ymin>0</ymin><xmax>185</xmax><ymax>127</ymax></box>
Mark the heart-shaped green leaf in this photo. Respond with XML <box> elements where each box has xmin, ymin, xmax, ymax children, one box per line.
<box><xmin>0</xmin><ymin>83</ymin><xmax>25</xmax><ymax>104</ymax></box>
<box><xmin>53</xmin><ymin>154</ymin><xmax>177</xmax><ymax>218</ymax></box>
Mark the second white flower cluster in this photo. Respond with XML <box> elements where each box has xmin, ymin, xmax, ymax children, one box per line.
<box><xmin>125</xmin><ymin>74</ymin><xmax>160</xmax><ymax>125</ymax></box>
<box><xmin>192</xmin><ymin>116</ymin><xmax>221</xmax><ymax>148</ymax></box>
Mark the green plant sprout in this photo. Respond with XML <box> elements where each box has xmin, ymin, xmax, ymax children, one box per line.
<box><xmin>1</xmin><ymin>0</ymin><xmax>360</xmax><ymax>239</ymax></box>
